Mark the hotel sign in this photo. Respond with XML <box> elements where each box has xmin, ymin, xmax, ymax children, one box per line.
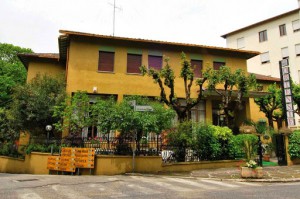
<box><xmin>279</xmin><ymin>59</ymin><xmax>295</xmax><ymax>127</ymax></box>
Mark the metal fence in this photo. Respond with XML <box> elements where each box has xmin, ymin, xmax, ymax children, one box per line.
<box><xmin>27</xmin><ymin>136</ymin><xmax>212</xmax><ymax>163</ymax></box>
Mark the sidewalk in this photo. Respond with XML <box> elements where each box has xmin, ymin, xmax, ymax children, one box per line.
<box><xmin>189</xmin><ymin>165</ymin><xmax>300</xmax><ymax>182</ymax></box>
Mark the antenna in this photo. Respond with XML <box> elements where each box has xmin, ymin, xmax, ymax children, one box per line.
<box><xmin>108</xmin><ymin>0</ymin><xmax>122</xmax><ymax>36</ymax></box>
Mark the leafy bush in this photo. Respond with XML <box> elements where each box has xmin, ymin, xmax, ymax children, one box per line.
<box><xmin>0</xmin><ymin>141</ymin><xmax>19</xmax><ymax>157</ymax></box>
<box><xmin>229</xmin><ymin>134</ymin><xmax>258</xmax><ymax>160</ymax></box>
<box><xmin>288</xmin><ymin>130</ymin><xmax>300</xmax><ymax>160</ymax></box>
<box><xmin>167</xmin><ymin>121</ymin><xmax>195</xmax><ymax>162</ymax></box>
<box><xmin>194</xmin><ymin>124</ymin><xmax>233</xmax><ymax>160</ymax></box>
<box><xmin>25</xmin><ymin>143</ymin><xmax>61</xmax><ymax>155</ymax></box>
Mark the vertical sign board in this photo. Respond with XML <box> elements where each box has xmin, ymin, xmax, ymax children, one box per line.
<box><xmin>279</xmin><ymin>59</ymin><xmax>295</xmax><ymax>127</ymax></box>
<box><xmin>60</xmin><ymin>147</ymin><xmax>76</xmax><ymax>172</ymax></box>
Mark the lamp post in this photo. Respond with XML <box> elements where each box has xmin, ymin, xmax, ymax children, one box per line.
<box><xmin>45</xmin><ymin>125</ymin><xmax>52</xmax><ymax>145</ymax></box>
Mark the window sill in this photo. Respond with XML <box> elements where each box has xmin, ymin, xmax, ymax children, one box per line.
<box><xmin>126</xmin><ymin>73</ymin><xmax>142</xmax><ymax>76</ymax></box>
<box><xmin>97</xmin><ymin>71</ymin><xmax>115</xmax><ymax>74</ymax></box>
<box><xmin>261</xmin><ymin>61</ymin><xmax>270</xmax><ymax>64</ymax></box>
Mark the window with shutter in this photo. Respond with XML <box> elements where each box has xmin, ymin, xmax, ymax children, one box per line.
<box><xmin>296</xmin><ymin>44</ymin><xmax>300</xmax><ymax>56</ymax></box>
<box><xmin>127</xmin><ymin>54</ymin><xmax>142</xmax><ymax>74</ymax></box>
<box><xmin>213</xmin><ymin>62</ymin><xmax>225</xmax><ymax>70</ymax></box>
<box><xmin>281</xmin><ymin>47</ymin><xmax>289</xmax><ymax>59</ymax></box>
<box><xmin>292</xmin><ymin>20</ymin><xmax>300</xmax><ymax>32</ymax></box>
<box><xmin>98</xmin><ymin>51</ymin><xmax>114</xmax><ymax>72</ymax></box>
<box><xmin>237</xmin><ymin>37</ymin><xmax>245</xmax><ymax>49</ymax></box>
<box><xmin>148</xmin><ymin>55</ymin><xmax>162</xmax><ymax>70</ymax></box>
<box><xmin>191</xmin><ymin>59</ymin><xmax>203</xmax><ymax>77</ymax></box>
<box><xmin>260</xmin><ymin>52</ymin><xmax>270</xmax><ymax>64</ymax></box>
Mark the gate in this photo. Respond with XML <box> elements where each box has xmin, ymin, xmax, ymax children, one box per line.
<box><xmin>275</xmin><ymin>134</ymin><xmax>287</xmax><ymax>166</ymax></box>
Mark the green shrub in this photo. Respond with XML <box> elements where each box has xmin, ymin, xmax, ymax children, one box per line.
<box><xmin>229</xmin><ymin>134</ymin><xmax>258</xmax><ymax>160</ymax></box>
<box><xmin>25</xmin><ymin>143</ymin><xmax>61</xmax><ymax>155</ymax></box>
<box><xmin>194</xmin><ymin>124</ymin><xmax>233</xmax><ymax>160</ymax></box>
<box><xmin>288</xmin><ymin>130</ymin><xmax>300</xmax><ymax>160</ymax></box>
<box><xmin>0</xmin><ymin>141</ymin><xmax>19</xmax><ymax>157</ymax></box>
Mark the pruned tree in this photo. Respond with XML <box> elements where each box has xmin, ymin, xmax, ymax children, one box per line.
<box><xmin>292</xmin><ymin>82</ymin><xmax>300</xmax><ymax>116</ymax></box>
<box><xmin>254</xmin><ymin>83</ymin><xmax>283</xmax><ymax>128</ymax></box>
<box><xmin>140</xmin><ymin>52</ymin><xmax>206</xmax><ymax>122</ymax></box>
<box><xmin>203</xmin><ymin>66</ymin><xmax>257</xmax><ymax>127</ymax></box>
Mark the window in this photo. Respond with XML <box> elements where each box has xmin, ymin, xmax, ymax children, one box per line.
<box><xmin>98</xmin><ymin>51</ymin><xmax>114</xmax><ymax>72</ymax></box>
<box><xmin>191</xmin><ymin>59</ymin><xmax>203</xmax><ymax>77</ymax></box>
<box><xmin>281</xmin><ymin>47</ymin><xmax>289</xmax><ymax>59</ymax></box>
<box><xmin>296</xmin><ymin>44</ymin><xmax>300</xmax><ymax>56</ymax></box>
<box><xmin>259</xmin><ymin>30</ymin><xmax>268</xmax><ymax>42</ymax></box>
<box><xmin>260</xmin><ymin>52</ymin><xmax>270</xmax><ymax>64</ymax></box>
<box><xmin>191</xmin><ymin>100</ymin><xmax>206</xmax><ymax>123</ymax></box>
<box><xmin>213</xmin><ymin>61</ymin><xmax>225</xmax><ymax>70</ymax></box>
<box><xmin>148</xmin><ymin>55</ymin><xmax>163</xmax><ymax>70</ymax></box>
<box><xmin>279</xmin><ymin>24</ymin><xmax>287</xmax><ymax>36</ymax></box>
<box><xmin>292</xmin><ymin>20</ymin><xmax>300</xmax><ymax>32</ymax></box>
<box><xmin>127</xmin><ymin>54</ymin><xmax>142</xmax><ymax>74</ymax></box>
<box><xmin>237</xmin><ymin>37</ymin><xmax>245</xmax><ymax>49</ymax></box>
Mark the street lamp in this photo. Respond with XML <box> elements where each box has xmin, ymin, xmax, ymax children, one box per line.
<box><xmin>45</xmin><ymin>125</ymin><xmax>52</xmax><ymax>145</ymax></box>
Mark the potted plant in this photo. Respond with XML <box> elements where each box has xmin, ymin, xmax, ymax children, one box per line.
<box><xmin>241</xmin><ymin>160</ymin><xmax>263</xmax><ymax>178</ymax></box>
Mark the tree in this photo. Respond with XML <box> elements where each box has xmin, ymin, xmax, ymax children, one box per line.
<box><xmin>254</xmin><ymin>83</ymin><xmax>283</xmax><ymax>128</ymax></box>
<box><xmin>10</xmin><ymin>74</ymin><xmax>66</xmax><ymax>136</ymax></box>
<box><xmin>203</xmin><ymin>66</ymin><xmax>257</xmax><ymax>127</ymax></box>
<box><xmin>54</xmin><ymin>91</ymin><xmax>91</xmax><ymax>136</ymax></box>
<box><xmin>0</xmin><ymin>43</ymin><xmax>33</xmax><ymax>108</ymax></box>
<box><xmin>292</xmin><ymin>82</ymin><xmax>300</xmax><ymax>116</ymax></box>
<box><xmin>140</xmin><ymin>53</ymin><xmax>206</xmax><ymax>122</ymax></box>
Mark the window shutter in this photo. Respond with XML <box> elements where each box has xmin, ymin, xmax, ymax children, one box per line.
<box><xmin>237</xmin><ymin>37</ymin><xmax>245</xmax><ymax>49</ymax></box>
<box><xmin>127</xmin><ymin>54</ymin><xmax>142</xmax><ymax>73</ymax></box>
<box><xmin>191</xmin><ymin>60</ymin><xmax>203</xmax><ymax>77</ymax></box>
<box><xmin>281</xmin><ymin>47</ymin><xmax>289</xmax><ymax>58</ymax></box>
<box><xmin>98</xmin><ymin>51</ymin><xmax>114</xmax><ymax>72</ymax></box>
<box><xmin>148</xmin><ymin>55</ymin><xmax>162</xmax><ymax>70</ymax></box>
<box><xmin>260</xmin><ymin>52</ymin><xmax>270</xmax><ymax>63</ymax></box>
<box><xmin>213</xmin><ymin>62</ymin><xmax>225</xmax><ymax>70</ymax></box>
<box><xmin>296</xmin><ymin>44</ymin><xmax>300</xmax><ymax>56</ymax></box>
<box><xmin>292</xmin><ymin>20</ymin><xmax>300</xmax><ymax>32</ymax></box>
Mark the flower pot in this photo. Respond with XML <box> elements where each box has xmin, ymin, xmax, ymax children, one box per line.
<box><xmin>241</xmin><ymin>167</ymin><xmax>263</xmax><ymax>178</ymax></box>
<box><xmin>263</xmin><ymin>154</ymin><xmax>270</xmax><ymax>162</ymax></box>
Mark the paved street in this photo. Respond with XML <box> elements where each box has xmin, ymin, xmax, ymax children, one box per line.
<box><xmin>1</xmin><ymin>173</ymin><xmax>297</xmax><ymax>199</ymax></box>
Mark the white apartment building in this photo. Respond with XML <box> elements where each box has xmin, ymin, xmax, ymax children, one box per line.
<box><xmin>222</xmin><ymin>6</ymin><xmax>300</xmax><ymax>83</ymax></box>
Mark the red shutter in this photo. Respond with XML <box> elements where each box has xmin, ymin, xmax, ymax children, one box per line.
<box><xmin>148</xmin><ymin>55</ymin><xmax>162</xmax><ymax>70</ymax></box>
<box><xmin>191</xmin><ymin>60</ymin><xmax>203</xmax><ymax>78</ymax></box>
<box><xmin>127</xmin><ymin>54</ymin><xmax>142</xmax><ymax>73</ymax></box>
<box><xmin>98</xmin><ymin>51</ymin><xmax>114</xmax><ymax>72</ymax></box>
<box><xmin>213</xmin><ymin>62</ymin><xmax>225</xmax><ymax>70</ymax></box>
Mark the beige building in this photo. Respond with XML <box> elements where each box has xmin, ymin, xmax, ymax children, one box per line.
<box><xmin>222</xmin><ymin>6</ymin><xmax>300</xmax><ymax>82</ymax></box>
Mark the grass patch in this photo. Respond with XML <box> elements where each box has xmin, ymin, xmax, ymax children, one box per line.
<box><xmin>263</xmin><ymin>161</ymin><xmax>278</xmax><ymax>166</ymax></box>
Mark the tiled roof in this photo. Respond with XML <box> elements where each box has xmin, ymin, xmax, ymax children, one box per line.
<box><xmin>252</xmin><ymin>73</ymin><xmax>281</xmax><ymax>82</ymax></box>
<box><xmin>221</xmin><ymin>8</ymin><xmax>300</xmax><ymax>38</ymax></box>
<box><xmin>18</xmin><ymin>53</ymin><xmax>60</xmax><ymax>69</ymax></box>
<box><xmin>58</xmin><ymin>29</ymin><xmax>260</xmax><ymax>61</ymax></box>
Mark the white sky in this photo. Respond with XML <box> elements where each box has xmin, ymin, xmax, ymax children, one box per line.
<box><xmin>0</xmin><ymin>0</ymin><xmax>298</xmax><ymax>53</ymax></box>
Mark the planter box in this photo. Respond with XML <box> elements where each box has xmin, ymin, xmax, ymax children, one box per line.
<box><xmin>241</xmin><ymin>167</ymin><xmax>263</xmax><ymax>178</ymax></box>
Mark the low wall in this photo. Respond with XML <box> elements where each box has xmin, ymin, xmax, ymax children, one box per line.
<box><xmin>0</xmin><ymin>153</ymin><xmax>239</xmax><ymax>175</ymax></box>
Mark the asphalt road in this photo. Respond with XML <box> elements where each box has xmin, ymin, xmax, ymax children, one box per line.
<box><xmin>0</xmin><ymin>173</ymin><xmax>299</xmax><ymax>199</ymax></box>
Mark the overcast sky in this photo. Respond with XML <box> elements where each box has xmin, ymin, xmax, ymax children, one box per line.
<box><xmin>0</xmin><ymin>0</ymin><xmax>298</xmax><ymax>53</ymax></box>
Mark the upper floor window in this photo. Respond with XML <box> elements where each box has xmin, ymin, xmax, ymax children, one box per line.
<box><xmin>127</xmin><ymin>49</ymin><xmax>142</xmax><ymax>74</ymax></box>
<box><xmin>237</xmin><ymin>37</ymin><xmax>245</xmax><ymax>49</ymax></box>
<box><xmin>260</xmin><ymin>52</ymin><xmax>270</xmax><ymax>64</ymax></box>
<box><xmin>259</xmin><ymin>30</ymin><xmax>268</xmax><ymax>42</ymax></box>
<box><xmin>279</xmin><ymin>24</ymin><xmax>287</xmax><ymax>36</ymax></box>
<box><xmin>191</xmin><ymin>59</ymin><xmax>203</xmax><ymax>78</ymax></box>
<box><xmin>98</xmin><ymin>51</ymin><xmax>114</xmax><ymax>72</ymax></box>
<box><xmin>213</xmin><ymin>61</ymin><xmax>225</xmax><ymax>70</ymax></box>
<box><xmin>281</xmin><ymin>47</ymin><xmax>289</xmax><ymax>59</ymax></box>
<box><xmin>296</xmin><ymin>44</ymin><xmax>300</xmax><ymax>56</ymax></box>
<box><xmin>292</xmin><ymin>20</ymin><xmax>300</xmax><ymax>32</ymax></box>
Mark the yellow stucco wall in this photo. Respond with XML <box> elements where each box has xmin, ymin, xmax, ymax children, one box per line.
<box><xmin>0</xmin><ymin>152</ymin><xmax>241</xmax><ymax>175</ymax></box>
<box><xmin>27</xmin><ymin>61</ymin><xmax>65</xmax><ymax>82</ymax></box>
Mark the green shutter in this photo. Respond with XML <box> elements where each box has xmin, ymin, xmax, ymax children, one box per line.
<box><xmin>213</xmin><ymin>58</ymin><xmax>226</xmax><ymax>62</ymax></box>
<box><xmin>99</xmin><ymin>46</ymin><xmax>115</xmax><ymax>52</ymax></box>
<box><xmin>190</xmin><ymin>54</ymin><xmax>202</xmax><ymax>60</ymax></box>
<box><xmin>127</xmin><ymin>48</ymin><xmax>142</xmax><ymax>55</ymax></box>
<box><xmin>148</xmin><ymin>50</ymin><xmax>162</xmax><ymax>56</ymax></box>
